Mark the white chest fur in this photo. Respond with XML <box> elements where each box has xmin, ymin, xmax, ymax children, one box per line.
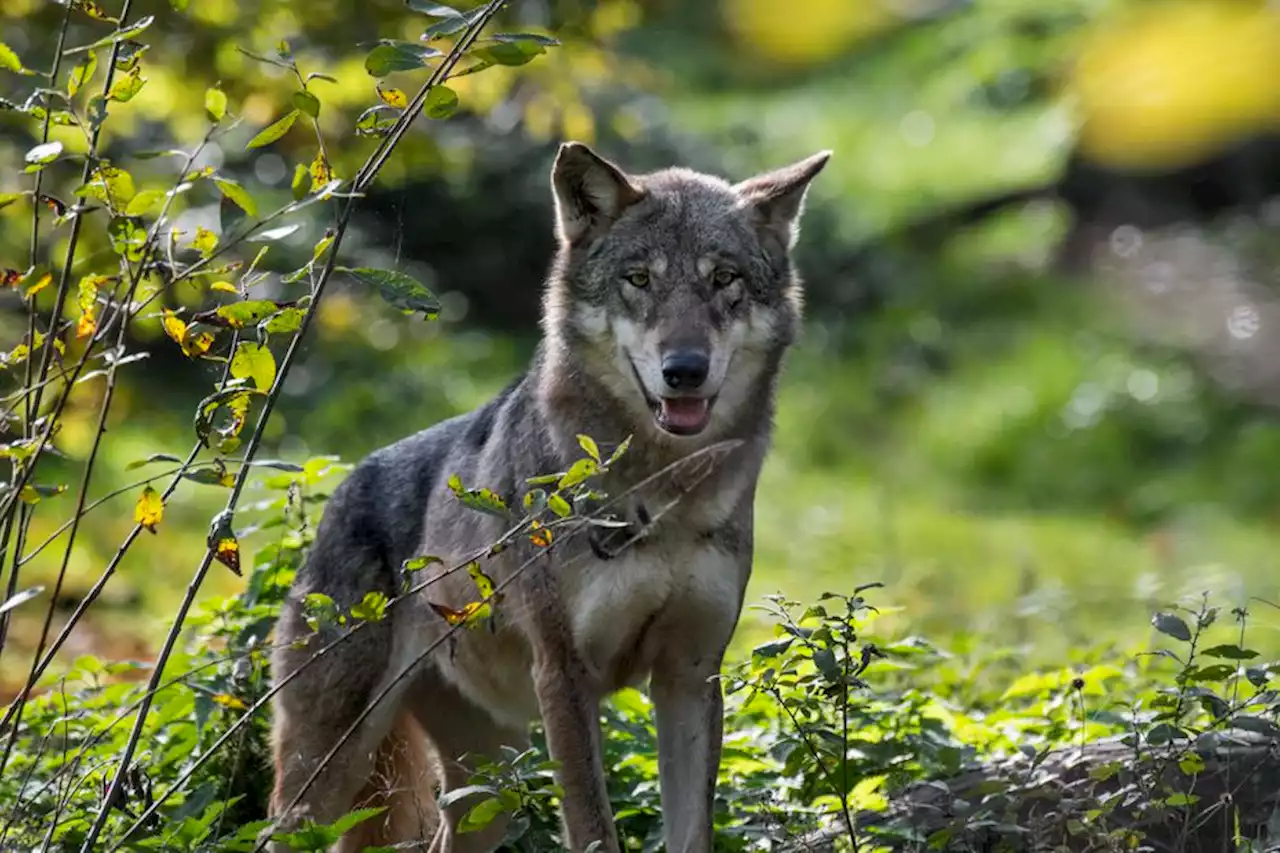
<box><xmin>565</xmin><ymin>538</ymin><xmax>746</xmax><ymax>688</ymax></box>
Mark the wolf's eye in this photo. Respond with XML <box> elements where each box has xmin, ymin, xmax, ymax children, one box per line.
<box><xmin>623</xmin><ymin>270</ymin><xmax>650</xmax><ymax>288</ymax></box>
<box><xmin>712</xmin><ymin>268</ymin><xmax>739</xmax><ymax>288</ymax></box>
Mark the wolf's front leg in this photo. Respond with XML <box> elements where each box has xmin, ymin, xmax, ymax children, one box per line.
<box><xmin>650</xmin><ymin>655</ymin><xmax>725</xmax><ymax>853</ymax></box>
<box><xmin>532</xmin><ymin>651</ymin><xmax>619</xmax><ymax>852</ymax></box>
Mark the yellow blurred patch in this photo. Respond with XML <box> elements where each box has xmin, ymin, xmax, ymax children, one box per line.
<box><xmin>1069</xmin><ymin>0</ymin><xmax>1280</xmax><ymax>171</ymax></box>
<box><xmin>720</xmin><ymin>0</ymin><xmax>900</xmax><ymax>67</ymax></box>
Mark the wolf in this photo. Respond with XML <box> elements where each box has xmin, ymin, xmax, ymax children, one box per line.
<box><xmin>267</xmin><ymin>141</ymin><xmax>830</xmax><ymax>853</ymax></box>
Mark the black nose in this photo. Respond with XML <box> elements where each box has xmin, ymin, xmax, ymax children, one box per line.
<box><xmin>661</xmin><ymin>351</ymin><xmax>709</xmax><ymax>390</ymax></box>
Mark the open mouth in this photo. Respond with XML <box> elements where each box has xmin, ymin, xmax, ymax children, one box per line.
<box><xmin>655</xmin><ymin>396</ymin><xmax>714</xmax><ymax>436</ymax></box>
<box><xmin>627</xmin><ymin>358</ymin><xmax>715</xmax><ymax>436</ymax></box>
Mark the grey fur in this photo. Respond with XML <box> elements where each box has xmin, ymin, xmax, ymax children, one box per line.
<box><xmin>268</xmin><ymin>142</ymin><xmax>830</xmax><ymax>853</ymax></box>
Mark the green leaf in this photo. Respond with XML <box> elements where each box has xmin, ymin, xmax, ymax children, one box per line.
<box><xmin>446</xmin><ymin>473</ymin><xmax>509</xmax><ymax>518</ymax></box>
<box><xmin>292</xmin><ymin>89</ymin><xmax>320</xmax><ymax>118</ymax></box>
<box><xmin>214</xmin><ymin>178</ymin><xmax>258</xmax><ymax>217</ymax></box>
<box><xmin>424</xmin><ymin>85</ymin><xmax>459</xmax><ymax>119</ymax></box>
<box><xmin>0</xmin><ymin>586</ymin><xmax>44</xmax><ymax>617</ymax></box>
<box><xmin>230</xmin><ymin>341</ymin><xmax>277</xmax><ymax>391</ymax></box>
<box><xmin>248</xmin><ymin>223</ymin><xmax>302</xmax><ymax>243</ymax></box>
<box><xmin>290</xmin><ymin>163</ymin><xmax>309</xmax><ymax>201</ymax></box>
<box><xmin>1</xmin><ymin>43</ymin><xmax>33</xmax><ymax>75</ymax></box>
<box><xmin>246</xmin><ymin>109</ymin><xmax>299</xmax><ymax>150</ymax></box>
<box><xmin>1151</xmin><ymin>611</ymin><xmax>1191</xmax><ymax>643</ymax></box>
<box><xmin>0</xmin><ymin>192</ymin><xmax>27</xmax><ymax>210</ymax></box>
<box><xmin>491</xmin><ymin>32</ymin><xmax>560</xmax><ymax>47</ymax></box>
<box><xmin>68</xmin><ymin>51</ymin><xmax>98</xmax><ymax>96</ymax></box>
<box><xmin>364</xmin><ymin>41</ymin><xmax>440</xmax><ymax>77</ymax></box>
<box><xmin>1201</xmin><ymin>644</ymin><xmax>1259</xmax><ymax>661</ymax></box>
<box><xmin>350</xmin><ymin>591</ymin><xmax>388</xmax><ymax>622</ymax></box>
<box><xmin>216</xmin><ymin>300</ymin><xmax>283</xmax><ymax>328</ymax></box>
<box><xmin>470</xmin><ymin>41</ymin><xmax>545</xmax><ymax>67</ymax></box>
<box><xmin>108</xmin><ymin>67</ymin><xmax>146</xmax><ymax>102</ymax></box>
<box><xmin>24</xmin><ymin>141</ymin><xmax>63</xmax><ymax>172</ymax></box>
<box><xmin>421</xmin><ymin>6</ymin><xmax>484</xmax><ymax>39</ymax></box>
<box><xmin>263</xmin><ymin>306</ymin><xmax>305</xmax><ymax>334</ymax></box>
<box><xmin>458</xmin><ymin>797</ymin><xmax>506</xmax><ymax>834</ymax></box>
<box><xmin>343</xmin><ymin>267</ymin><xmax>439</xmax><ymax>319</ymax></box>
<box><xmin>435</xmin><ymin>784</ymin><xmax>498</xmax><ymax>811</ymax></box>
<box><xmin>124</xmin><ymin>188</ymin><xmax>166</xmax><ymax>217</ymax></box>
<box><xmin>406</xmin><ymin>1</ymin><xmax>464</xmax><ymax>15</ymax></box>
<box><xmin>557</xmin><ymin>458</ymin><xmax>598</xmax><ymax>490</ymax></box>
<box><xmin>403</xmin><ymin>554</ymin><xmax>443</xmax><ymax>572</ymax></box>
<box><xmin>205</xmin><ymin>86</ymin><xmax>227</xmax><ymax>122</ymax></box>
<box><xmin>547</xmin><ymin>493</ymin><xmax>571</xmax><ymax>518</ymax></box>
<box><xmin>577</xmin><ymin>434</ymin><xmax>600</xmax><ymax>462</ymax></box>
<box><xmin>125</xmin><ymin>453</ymin><xmax>183</xmax><ymax>470</ymax></box>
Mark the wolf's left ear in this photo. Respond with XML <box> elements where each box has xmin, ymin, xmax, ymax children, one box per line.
<box><xmin>551</xmin><ymin>142</ymin><xmax>646</xmax><ymax>246</ymax></box>
<box><xmin>734</xmin><ymin>151</ymin><xmax>832</xmax><ymax>250</ymax></box>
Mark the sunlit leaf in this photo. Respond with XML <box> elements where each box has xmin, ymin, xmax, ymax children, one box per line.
<box><xmin>230</xmin><ymin>341</ymin><xmax>276</xmax><ymax>391</ymax></box>
<box><xmin>124</xmin><ymin>188</ymin><xmax>165</xmax><ymax>217</ymax></box>
<box><xmin>309</xmin><ymin>149</ymin><xmax>332</xmax><ymax>193</ymax></box>
<box><xmin>24</xmin><ymin>141</ymin><xmax>63</xmax><ymax>172</ymax></box>
<box><xmin>350</xmin><ymin>591</ymin><xmax>388</xmax><ymax>622</ymax></box>
<box><xmin>377</xmin><ymin>86</ymin><xmax>408</xmax><ymax>109</ymax></box>
<box><xmin>212</xmin><ymin>299</ymin><xmax>285</xmax><ymax>328</ymax></box>
<box><xmin>68</xmin><ymin>51</ymin><xmax>98</xmax><ymax>96</ymax></box>
<box><xmin>0</xmin><ymin>586</ymin><xmax>44</xmax><ymax>617</ymax></box>
<box><xmin>75</xmin><ymin>163</ymin><xmax>137</xmax><ymax>209</ymax></box>
<box><xmin>290</xmin><ymin>163</ymin><xmax>309</xmax><ymax>201</ymax></box>
<box><xmin>577</xmin><ymin>434</ymin><xmax>601</xmax><ymax>462</ymax></box>
<box><xmin>108</xmin><ymin>67</ymin><xmax>146</xmax><ymax>103</ymax></box>
<box><xmin>24</xmin><ymin>272</ymin><xmax>52</xmax><ymax>299</ymax></box>
<box><xmin>428</xmin><ymin>600</ymin><xmax>491</xmax><ymax>629</ymax></box>
<box><xmin>133</xmin><ymin>485</ymin><xmax>164</xmax><ymax>533</ymax></box>
<box><xmin>262</xmin><ymin>306</ymin><xmax>305</xmax><ymax>334</ymax></box>
<box><xmin>292</xmin><ymin>89</ymin><xmax>320</xmax><ymax>118</ymax></box>
<box><xmin>192</xmin><ymin>225</ymin><xmax>218</xmax><ymax>257</ymax></box>
<box><xmin>547</xmin><ymin>493</ymin><xmax>571</xmax><ymax>518</ymax></box>
<box><xmin>205</xmin><ymin>86</ymin><xmax>227</xmax><ymax>122</ymax></box>
<box><xmin>20</xmin><ymin>483</ymin><xmax>67</xmax><ymax>504</ymax></box>
<box><xmin>342</xmin><ymin>266</ymin><xmax>439</xmax><ymax>319</ymax></box>
<box><xmin>214</xmin><ymin>178</ymin><xmax>258</xmax><ymax>217</ymax></box>
<box><xmin>246</xmin><ymin>109</ymin><xmax>299</xmax><ymax>150</ymax></box>
<box><xmin>0</xmin><ymin>192</ymin><xmax>27</xmax><ymax>210</ymax></box>
<box><xmin>248</xmin><ymin>223</ymin><xmax>301</xmax><ymax>243</ymax></box>
<box><xmin>76</xmin><ymin>274</ymin><xmax>108</xmax><ymax>339</ymax></box>
<box><xmin>71</xmin><ymin>0</ymin><xmax>118</xmax><ymax>22</ymax></box>
<box><xmin>0</xmin><ymin>43</ymin><xmax>34</xmax><ymax>75</ymax></box>
<box><xmin>211</xmin><ymin>692</ymin><xmax>247</xmax><ymax>711</ymax></box>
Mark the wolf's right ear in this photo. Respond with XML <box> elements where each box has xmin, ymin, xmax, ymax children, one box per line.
<box><xmin>551</xmin><ymin>142</ymin><xmax>645</xmax><ymax>246</ymax></box>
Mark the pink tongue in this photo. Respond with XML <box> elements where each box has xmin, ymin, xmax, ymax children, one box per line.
<box><xmin>661</xmin><ymin>398</ymin><xmax>709</xmax><ymax>429</ymax></box>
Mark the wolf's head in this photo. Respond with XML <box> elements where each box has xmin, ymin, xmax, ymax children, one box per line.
<box><xmin>542</xmin><ymin>142</ymin><xmax>829</xmax><ymax>442</ymax></box>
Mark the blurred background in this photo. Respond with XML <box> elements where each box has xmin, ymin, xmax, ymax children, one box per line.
<box><xmin>4</xmin><ymin>0</ymin><xmax>1280</xmax><ymax>696</ymax></box>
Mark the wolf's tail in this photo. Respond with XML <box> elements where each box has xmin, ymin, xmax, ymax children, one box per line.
<box><xmin>338</xmin><ymin>710</ymin><xmax>441</xmax><ymax>852</ymax></box>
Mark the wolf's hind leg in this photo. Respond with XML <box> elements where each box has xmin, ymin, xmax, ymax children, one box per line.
<box><xmin>268</xmin><ymin>593</ymin><xmax>407</xmax><ymax>852</ymax></box>
<box><xmin>404</xmin><ymin>666</ymin><xmax>530</xmax><ymax>853</ymax></box>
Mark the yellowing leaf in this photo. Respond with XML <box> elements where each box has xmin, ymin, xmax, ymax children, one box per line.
<box><xmin>0</xmin><ymin>42</ymin><xmax>34</xmax><ymax>75</ymax></box>
<box><xmin>230</xmin><ymin>341</ymin><xmax>276</xmax><ymax>391</ymax></box>
<box><xmin>530</xmin><ymin>520</ymin><xmax>553</xmax><ymax>547</ymax></box>
<box><xmin>193</xmin><ymin>226</ymin><xmax>217</xmax><ymax>258</ymax></box>
<box><xmin>210</xmin><ymin>281</ymin><xmax>238</xmax><ymax>294</ymax></box>
<box><xmin>428</xmin><ymin>600</ymin><xmax>490</xmax><ymax>629</ymax></box>
<box><xmin>76</xmin><ymin>274</ymin><xmax>107</xmax><ymax>339</ymax></box>
<box><xmin>24</xmin><ymin>272</ymin><xmax>52</xmax><ymax>300</ymax></box>
<box><xmin>308</xmin><ymin>149</ymin><xmax>332</xmax><ymax>193</ymax></box>
<box><xmin>133</xmin><ymin>485</ymin><xmax>164</xmax><ymax>533</ymax></box>
<box><xmin>211</xmin><ymin>692</ymin><xmax>246</xmax><ymax>710</ymax></box>
<box><xmin>124</xmin><ymin>188</ymin><xmax>165</xmax><ymax>217</ymax></box>
<box><xmin>377</xmin><ymin>86</ymin><xmax>408</xmax><ymax>109</ymax></box>
<box><xmin>214</xmin><ymin>537</ymin><xmax>240</xmax><ymax>575</ymax></box>
<box><xmin>162</xmin><ymin>310</ymin><xmax>187</xmax><ymax>345</ymax></box>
